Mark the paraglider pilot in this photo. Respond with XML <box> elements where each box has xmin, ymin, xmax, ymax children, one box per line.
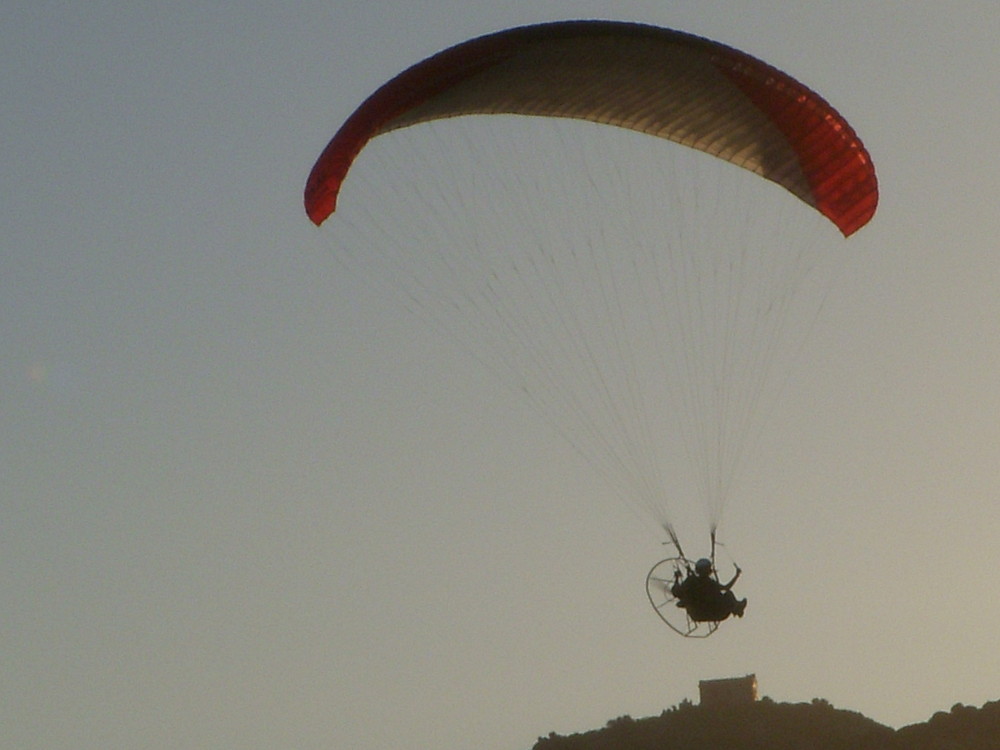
<box><xmin>671</xmin><ymin>558</ymin><xmax>747</xmax><ymax>622</ymax></box>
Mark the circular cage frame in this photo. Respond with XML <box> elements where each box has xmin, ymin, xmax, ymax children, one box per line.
<box><xmin>645</xmin><ymin>556</ymin><xmax>726</xmax><ymax>638</ymax></box>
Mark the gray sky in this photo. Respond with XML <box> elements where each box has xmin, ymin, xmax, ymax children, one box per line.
<box><xmin>4</xmin><ymin>2</ymin><xmax>999</xmax><ymax>749</ymax></box>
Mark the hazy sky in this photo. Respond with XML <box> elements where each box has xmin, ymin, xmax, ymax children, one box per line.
<box><xmin>4</xmin><ymin>2</ymin><xmax>1000</xmax><ymax>749</ymax></box>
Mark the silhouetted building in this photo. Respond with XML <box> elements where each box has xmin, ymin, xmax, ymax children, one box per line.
<box><xmin>699</xmin><ymin>674</ymin><xmax>758</xmax><ymax>708</ymax></box>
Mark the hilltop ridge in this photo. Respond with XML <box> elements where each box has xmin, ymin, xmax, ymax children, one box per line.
<box><xmin>532</xmin><ymin>697</ymin><xmax>1000</xmax><ymax>750</ymax></box>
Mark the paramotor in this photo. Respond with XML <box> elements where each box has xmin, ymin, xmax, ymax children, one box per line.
<box><xmin>645</xmin><ymin>556</ymin><xmax>728</xmax><ymax>638</ymax></box>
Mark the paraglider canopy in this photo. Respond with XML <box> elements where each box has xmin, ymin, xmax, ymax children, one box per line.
<box><xmin>305</xmin><ymin>20</ymin><xmax>877</xmax><ymax>234</ymax></box>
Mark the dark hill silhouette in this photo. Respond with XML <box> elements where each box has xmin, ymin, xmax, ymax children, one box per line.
<box><xmin>533</xmin><ymin>697</ymin><xmax>1000</xmax><ymax>750</ymax></box>
<box><xmin>895</xmin><ymin>700</ymin><xmax>1000</xmax><ymax>749</ymax></box>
